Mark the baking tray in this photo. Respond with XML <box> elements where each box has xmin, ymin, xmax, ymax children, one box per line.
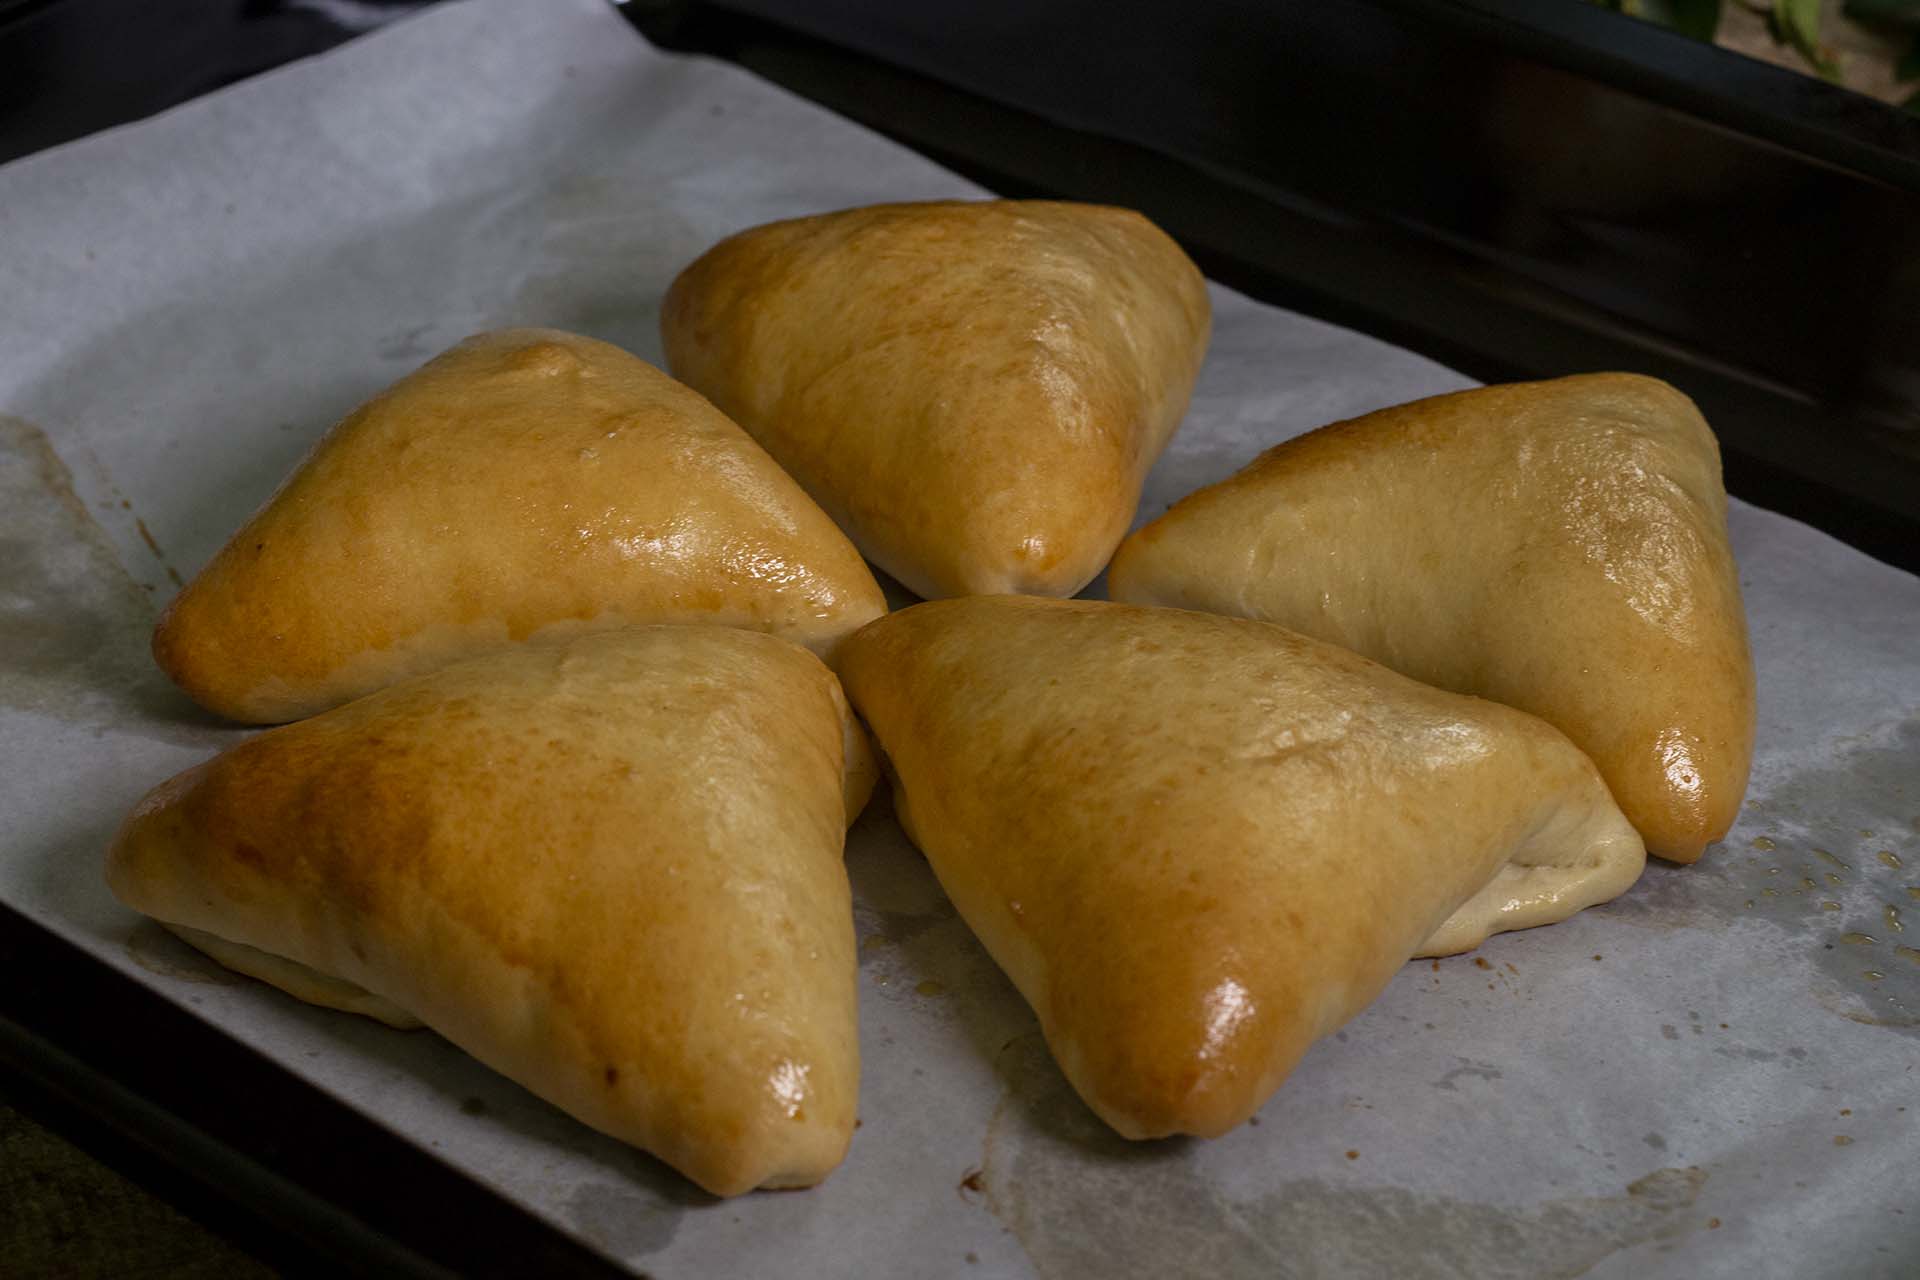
<box><xmin>1</xmin><ymin>2</ymin><xmax>1916</xmax><ymax>1275</ymax></box>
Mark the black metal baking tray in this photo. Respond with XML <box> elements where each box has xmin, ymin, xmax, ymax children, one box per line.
<box><xmin>3</xmin><ymin>1</ymin><xmax>1917</xmax><ymax>1274</ymax></box>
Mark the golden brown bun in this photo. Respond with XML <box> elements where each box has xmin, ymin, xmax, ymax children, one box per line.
<box><xmin>838</xmin><ymin>597</ymin><xmax>1643</xmax><ymax>1139</ymax></box>
<box><xmin>661</xmin><ymin>200</ymin><xmax>1211</xmax><ymax>600</ymax></box>
<box><xmin>1110</xmin><ymin>374</ymin><xmax>1754</xmax><ymax>863</ymax></box>
<box><xmin>153</xmin><ymin>329</ymin><xmax>886</xmax><ymax>723</ymax></box>
<box><xmin>108</xmin><ymin>627</ymin><xmax>873</xmax><ymax>1197</ymax></box>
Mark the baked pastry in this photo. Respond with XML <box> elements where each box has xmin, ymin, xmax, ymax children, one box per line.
<box><xmin>837</xmin><ymin>597</ymin><xmax>1643</xmax><ymax>1139</ymax></box>
<box><xmin>153</xmin><ymin>328</ymin><xmax>886</xmax><ymax>724</ymax></box>
<box><xmin>661</xmin><ymin>200</ymin><xmax>1211</xmax><ymax>600</ymax></box>
<box><xmin>1109</xmin><ymin>374</ymin><xmax>1754</xmax><ymax>863</ymax></box>
<box><xmin>108</xmin><ymin>627</ymin><xmax>873</xmax><ymax>1196</ymax></box>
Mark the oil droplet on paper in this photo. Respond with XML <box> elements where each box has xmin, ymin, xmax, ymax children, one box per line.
<box><xmin>1815</xmin><ymin>850</ymin><xmax>1850</xmax><ymax>871</ymax></box>
<box><xmin>1885</xmin><ymin>905</ymin><xmax>1904</xmax><ymax>934</ymax></box>
<box><xmin>1879</xmin><ymin>850</ymin><xmax>1903</xmax><ymax>870</ymax></box>
<box><xmin>1840</xmin><ymin>933</ymin><xmax>1876</xmax><ymax>946</ymax></box>
<box><xmin>916</xmin><ymin>979</ymin><xmax>948</xmax><ymax>997</ymax></box>
<box><xmin>1751</xmin><ymin>836</ymin><xmax>1776</xmax><ymax>851</ymax></box>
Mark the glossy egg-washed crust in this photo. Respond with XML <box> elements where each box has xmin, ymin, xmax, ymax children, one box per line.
<box><xmin>1110</xmin><ymin>374</ymin><xmax>1755</xmax><ymax>863</ymax></box>
<box><xmin>839</xmin><ymin>597</ymin><xmax>1643</xmax><ymax>1140</ymax></box>
<box><xmin>152</xmin><ymin>328</ymin><xmax>885</xmax><ymax>724</ymax></box>
<box><xmin>661</xmin><ymin>200</ymin><xmax>1212</xmax><ymax>600</ymax></box>
<box><xmin>108</xmin><ymin>627</ymin><xmax>875</xmax><ymax>1197</ymax></box>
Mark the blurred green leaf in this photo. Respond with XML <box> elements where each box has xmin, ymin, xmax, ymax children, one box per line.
<box><xmin>1843</xmin><ymin>0</ymin><xmax>1920</xmax><ymax>26</ymax></box>
<box><xmin>1900</xmin><ymin>34</ymin><xmax>1920</xmax><ymax>80</ymax></box>
<box><xmin>1662</xmin><ymin>0</ymin><xmax>1726</xmax><ymax>39</ymax></box>
<box><xmin>1772</xmin><ymin>0</ymin><xmax>1843</xmax><ymax>79</ymax></box>
<box><xmin>1589</xmin><ymin>0</ymin><xmax>1725</xmax><ymax>39</ymax></box>
<box><xmin>1906</xmin><ymin>87</ymin><xmax>1920</xmax><ymax>110</ymax></box>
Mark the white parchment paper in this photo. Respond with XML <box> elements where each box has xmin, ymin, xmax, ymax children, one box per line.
<box><xmin>3</xmin><ymin>1</ymin><xmax>1916</xmax><ymax>1275</ymax></box>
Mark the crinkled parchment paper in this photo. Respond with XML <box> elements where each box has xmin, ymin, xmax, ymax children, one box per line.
<box><xmin>1</xmin><ymin>1</ymin><xmax>1915</xmax><ymax>1275</ymax></box>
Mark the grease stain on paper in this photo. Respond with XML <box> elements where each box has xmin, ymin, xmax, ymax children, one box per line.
<box><xmin>0</xmin><ymin>416</ymin><xmax>224</xmax><ymax>744</ymax></box>
<box><xmin>124</xmin><ymin>919</ymin><xmax>246</xmax><ymax>986</ymax></box>
<box><xmin>844</xmin><ymin>784</ymin><xmax>995</xmax><ymax>1020</ymax></box>
<box><xmin>1430</xmin><ymin>1058</ymin><xmax>1504</xmax><ymax>1092</ymax></box>
<box><xmin>563</xmin><ymin>1181</ymin><xmax>682</xmax><ymax>1260</ymax></box>
<box><xmin>980</xmin><ymin>1037</ymin><xmax>1710</xmax><ymax>1280</ymax></box>
<box><xmin>1598</xmin><ymin>718</ymin><xmax>1920</xmax><ymax>1035</ymax></box>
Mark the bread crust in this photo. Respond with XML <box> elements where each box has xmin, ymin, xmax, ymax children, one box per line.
<box><xmin>153</xmin><ymin>329</ymin><xmax>886</xmax><ymax>723</ymax></box>
<box><xmin>110</xmin><ymin>627</ymin><xmax>872</xmax><ymax>1196</ymax></box>
<box><xmin>1111</xmin><ymin>374</ymin><xmax>1755</xmax><ymax>862</ymax></box>
<box><xmin>662</xmin><ymin>200</ymin><xmax>1211</xmax><ymax>599</ymax></box>
<box><xmin>839</xmin><ymin>596</ymin><xmax>1643</xmax><ymax>1138</ymax></box>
